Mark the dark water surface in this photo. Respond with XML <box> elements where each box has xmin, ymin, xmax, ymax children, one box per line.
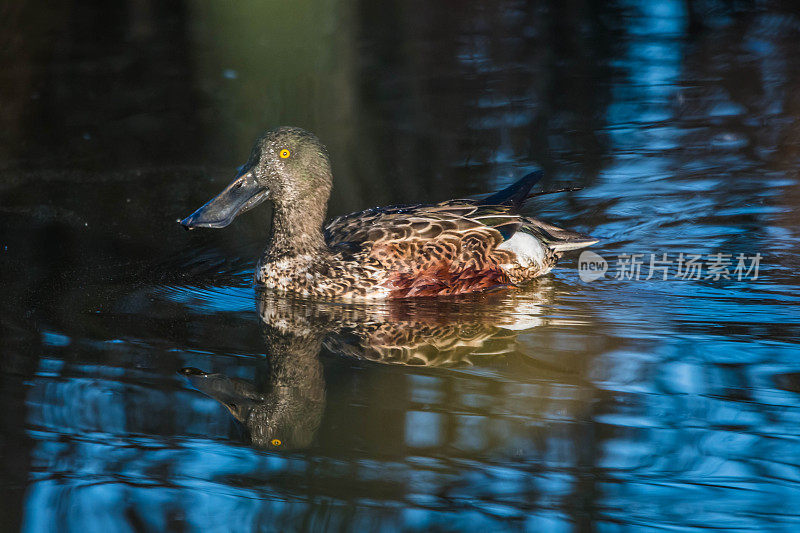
<box><xmin>3</xmin><ymin>0</ymin><xmax>800</xmax><ymax>531</ymax></box>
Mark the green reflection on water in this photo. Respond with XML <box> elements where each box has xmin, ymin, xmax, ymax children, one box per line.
<box><xmin>187</xmin><ymin>0</ymin><xmax>367</xmax><ymax>209</ymax></box>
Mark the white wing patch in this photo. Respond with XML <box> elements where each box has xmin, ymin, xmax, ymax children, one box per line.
<box><xmin>497</xmin><ymin>232</ymin><xmax>547</xmax><ymax>269</ymax></box>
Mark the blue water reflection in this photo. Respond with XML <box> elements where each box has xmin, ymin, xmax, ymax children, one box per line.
<box><xmin>2</xmin><ymin>0</ymin><xmax>800</xmax><ymax>531</ymax></box>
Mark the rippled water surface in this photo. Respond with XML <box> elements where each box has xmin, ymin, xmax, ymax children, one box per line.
<box><xmin>3</xmin><ymin>1</ymin><xmax>800</xmax><ymax>531</ymax></box>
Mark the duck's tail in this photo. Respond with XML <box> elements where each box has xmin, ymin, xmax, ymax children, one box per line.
<box><xmin>520</xmin><ymin>217</ymin><xmax>598</xmax><ymax>252</ymax></box>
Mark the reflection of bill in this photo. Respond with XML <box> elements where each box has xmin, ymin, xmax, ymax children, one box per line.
<box><xmin>578</xmin><ymin>251</ymin><xmax>608</xmax><ymax>282</ymax></box>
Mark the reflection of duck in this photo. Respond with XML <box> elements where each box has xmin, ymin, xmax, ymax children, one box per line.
<box><xmin>181</xmin><ymin>287</ymin><xmax>557</xmax><ymax>449</ymax></box>
<box><xmin>257</xmin><ymin>289</ymin><xmax>557</xmax><ymax>367</ymax></box>
<box><xmin>181</xmin><ymin>127</ymin><xmax>596</xmax><ymax>299</ymax></box>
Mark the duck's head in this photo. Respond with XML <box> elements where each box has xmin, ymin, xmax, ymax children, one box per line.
<box><xmin>180</xmin><ymin>127</ymin><xmax>332</xmax><ymax>229</ymax></box>
<box><xmin>179</xmin><ymin>366</ymin><xmax>323</xmax><ymax>450</ymax></box>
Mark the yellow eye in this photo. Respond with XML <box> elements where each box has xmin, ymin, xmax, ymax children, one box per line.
<box><xmin>270</xmin><ymin>438</ymin><xmax>282</xmax><ymax>446</ymax></box>
<box><xmin>279</xmin><ymin>149</ymin><xmax>291</xmax><ymax>159</ymax></box>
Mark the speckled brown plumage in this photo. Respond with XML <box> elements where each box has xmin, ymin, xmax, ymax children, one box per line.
<box><xmin>181</xmin><ymin>127</ymin><xmax>598</xmax><ymax>299</ymax></box>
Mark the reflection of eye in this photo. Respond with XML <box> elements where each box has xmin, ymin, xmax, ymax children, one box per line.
<box><xmin>270</xmin><ymin>438</ymin><xmax>282</xmax><ymax>447</ymax></box>
<box><xmin>279</xmin><ymin>149</ymin><xmax>290</xmax><ymax>159</ymax></box>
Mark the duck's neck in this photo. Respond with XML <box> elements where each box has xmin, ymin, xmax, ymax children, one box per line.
<box><xmin>266</xmin><ymin>197</ymin><xmax>328</xmax><ymax>259</ymax></box>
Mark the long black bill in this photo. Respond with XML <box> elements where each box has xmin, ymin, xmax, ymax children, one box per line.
<box><xmin>180</xmin><ymin>172</ymin><xmax>269</xmax><ymax>230</ymax></box>
<box><xmin>178</xmin><ymin>367</ymin><xmax>263</xmax><ymax>420</ymax></box>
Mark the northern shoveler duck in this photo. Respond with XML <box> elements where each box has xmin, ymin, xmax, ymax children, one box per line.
<box><xmin>180</xmin><ymin>127</ymin><xmax>597</xmax><ymax>299</ymax></box>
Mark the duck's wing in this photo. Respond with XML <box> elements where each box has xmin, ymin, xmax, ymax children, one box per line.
<box><xmin>323</xmin><ymin>171</ymin><xmax>545</xmax><ymax>249</ymax></box>
<box><xmin>324</xmin><ymin>201</ymin><xmax>525</xmax><ymax>296</ymax></box>
<box><xmin>477</xmin><ymin>169</ymin><xmax>543</xmax><ymax>209</ymax></box>
<box><xmin>324</xmin><ymin>200</ymin><xmax>519</xmax><ymax>248</ymax></box>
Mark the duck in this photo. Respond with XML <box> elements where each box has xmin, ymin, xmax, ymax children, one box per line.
<box><xmin>180</xmin><ymin>127</ymin><xmax>597</xmax><ymax>299</ymax></box>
